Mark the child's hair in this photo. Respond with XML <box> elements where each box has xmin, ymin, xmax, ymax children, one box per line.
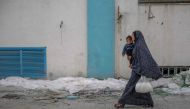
<box><xmin>126</xmin><ymin>35</ymin><xmax>132</xmax><ymax>41</ymax></box>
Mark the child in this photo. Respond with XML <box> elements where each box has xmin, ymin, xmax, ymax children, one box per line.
<box><xmin>122</xmin><ymin>35</ymin><xmax>134</xmax><ymax>68</ymax></box>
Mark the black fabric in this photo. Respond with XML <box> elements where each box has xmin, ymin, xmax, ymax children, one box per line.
<box><xmin>118</xmin><ymin>71</ymin><xmax>153</xmax><ymax>106</ymax></box>
<box><xmin>132</xmin><ymin>31</ymin><xmax>162</xmax><ymax>80</ymax></box>
<box><xmin>118</xmin><ymin>30</ymin><xmax>163</xmax><ymax>107</ymax></box>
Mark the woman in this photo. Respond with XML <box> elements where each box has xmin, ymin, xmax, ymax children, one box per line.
<box><xmin>114</xmin><ymin>31</ymin><xmax>162</xmax><ymax>108</ymax></box>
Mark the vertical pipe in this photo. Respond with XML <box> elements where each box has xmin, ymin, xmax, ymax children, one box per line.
<box><xmin>174</xmin><ymin>68</ymin><xmax>177</xmax><ymax>75</ymax></box>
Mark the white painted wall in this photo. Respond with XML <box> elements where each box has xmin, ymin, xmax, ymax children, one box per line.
<box><xmin>116</xmin><ymin>0</ymin><xmax>190</xmax><ymax>79</ymax></box>
<box><xmin>0</xmin><ymin>0</ymin><xmax>87</xmax><ymax>78</ymax></box>
<box><xmin>1</xmin><ymin>0</ymin><xmax>189</xmax><ymax>79</ymax></box>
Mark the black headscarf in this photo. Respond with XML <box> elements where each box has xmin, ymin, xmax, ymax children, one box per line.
<box><xmin>132</xmin><ymin>31</ymin><xmax>162</xmax><ymax>80</ymax></box>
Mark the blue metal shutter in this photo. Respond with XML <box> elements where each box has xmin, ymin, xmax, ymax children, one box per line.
<box><xmin>0</xmin><ymin>47</ymin><xmax>46</xmax><ymax>79</ymax></box>
<box><xmin>0</xmin><ymin>50</ymin><xmax>20</xmax><ymax>77</ymax></box>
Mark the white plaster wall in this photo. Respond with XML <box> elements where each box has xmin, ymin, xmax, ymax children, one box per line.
<box><xmin>116</xmin><ymin>0</ymin><xmax>190</xmax><ymax>79</ymax></box>
<box><xmin>0</xmin><ymin>0</ymin><xmax>87</xmax><ymax>78</ymax></box>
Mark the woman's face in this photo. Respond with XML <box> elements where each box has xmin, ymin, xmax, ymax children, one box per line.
<box><xmin>131</xmin><ymin>32</ymin><xmax>135</xmax><ymax>42</ymax></box>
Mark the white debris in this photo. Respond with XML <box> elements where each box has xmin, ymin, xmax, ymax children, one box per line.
<box><xmin>151</xmin><ymin>78</ymin><xmax>172</xmax><ymax>88</ymax></box>
<box><xmin>161</xmin><ymin>81</ymin><xmax>190</xmax><ymax>95</ymax></box>
<box><xmin>172</xmin><ymin>70</ymin><xmax>190</xmax><ymax>86</ymax></box>
<box><xmin>162</xmin><ymin>86</ymin><xmax>190</xmax><ymax>95</ymax></box>
<box><xmin>161</xmin><ymin>70</ymin><xmax>190</xmax><ymax>95</ymax></box>
<box><xmin>1</xmin><ymin>76</ymin><xmax>190</xmax><ymax>95</ymax></box>
<box><xmin>168</xmin><ymin>83</ymin><xmax>180</xmax><ymax>89</ymax></box>
<box><xmin>0</xmin><ymin>77</ymin><xmax>127</xmax><ymax>94</ymax></box>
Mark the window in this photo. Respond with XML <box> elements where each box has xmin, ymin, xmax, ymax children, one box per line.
<box><xmin>0</xmin><ymin>47</ymin><xmax>46</xmax><ymax>79</ymax></box>
<box><xmin>139</xmin><ymin>0</ymin><xmax>190</xmax><ymax>3</ymax></box>
<box><xmin>159</xmin><ymin>66</ymin><xmax>190</xmax><ymax>77</ymax></box>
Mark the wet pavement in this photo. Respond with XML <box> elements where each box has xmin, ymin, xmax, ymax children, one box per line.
<box><xmin>0</xmin><ymin>85</ymin><xmax>190</xmax><ymax>109</ymax></box>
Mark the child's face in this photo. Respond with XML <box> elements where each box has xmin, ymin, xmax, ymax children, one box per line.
<box><xmin>126</xmin><ymin>38</ymin><xmax>133</xmax><ymax>44</ymax></box>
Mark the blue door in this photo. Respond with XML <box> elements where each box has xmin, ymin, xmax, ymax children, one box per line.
<box><xmin>87</xmin><ymin>0</ymin><xmax>115</xmax><ymax>79</ymax></box>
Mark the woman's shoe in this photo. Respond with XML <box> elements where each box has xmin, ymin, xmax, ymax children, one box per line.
<box><xmin>149</xmin><ymin>104</ymin><xmax>154</xmax><ymax>107</ymax></box>
<box><xmin>143</xmin><ymin>104</ymin><xmax>154</xmax><ymax>108</ymax></box>
<box><xmin>114</xmin><ymin>103</ymin><xmax>124</xmax><ymax>108</ymax></box>
<box><xmin>148</xmin><ymin>103</ymin><xmax>154</xmax><ymax>107</ymax></box>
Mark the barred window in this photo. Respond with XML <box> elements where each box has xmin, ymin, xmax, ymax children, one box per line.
<box><xmin>139</xmin><ymin>0</ymin><xmax>190</xmax><ymax>3</ymax></box>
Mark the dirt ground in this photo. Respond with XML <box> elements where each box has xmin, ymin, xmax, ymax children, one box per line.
<box><xmin>0</xmin><ymin>85</ymin><xmax>190</xmax><ymax>109</ymax></box>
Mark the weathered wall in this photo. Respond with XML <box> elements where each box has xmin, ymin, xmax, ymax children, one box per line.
<box><xmin>0</xmin><ymin>0</ymin><xmax>87</xmax><ymax>78</ymax></box>
<box><xmin>116</xmin><ymin>0</ymin><xmax>190</xmax><ymax>78</ymax></box>
<box><xmin>1</xmin><ymin>0</ymin><xmax>190</xmax><ymax>79</ymax></box>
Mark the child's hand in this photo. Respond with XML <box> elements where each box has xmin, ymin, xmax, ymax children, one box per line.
<box><xmin>129</xmin><ymin>64</ymin><xmax>132</xmax><ymax>69</ymax></box>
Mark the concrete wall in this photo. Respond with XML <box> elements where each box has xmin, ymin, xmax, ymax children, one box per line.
<box><xmin>0</xmin><ymin>0</ymin><xmax>87</xmax><ymax>78</ymax></box>
<box><xmin>116</xmin><ymin>0</ymin><xmax>190</xmax><ymax>79</ymax></box>
<box><xmin>1</xmin><ymin>0</ymin><xmax>190</xmax><ymax>79</ymax></box>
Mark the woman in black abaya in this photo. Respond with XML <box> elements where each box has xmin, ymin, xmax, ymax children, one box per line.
<box><xmin>114</xmin><ymin>31</ymin><xmax>162</xmax><ymax>108</ymax></box>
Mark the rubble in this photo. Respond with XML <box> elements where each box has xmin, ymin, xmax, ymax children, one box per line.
<box><xmin>2</xmin><ymin>94</ymin><xmax>24</xmax><ymax>99</ymax></box>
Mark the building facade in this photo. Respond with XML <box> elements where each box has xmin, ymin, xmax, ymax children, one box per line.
<box><xmin>0</xmin><ymin>0</ymin><xmax>190</xmax><ymax>79</ymax></box>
